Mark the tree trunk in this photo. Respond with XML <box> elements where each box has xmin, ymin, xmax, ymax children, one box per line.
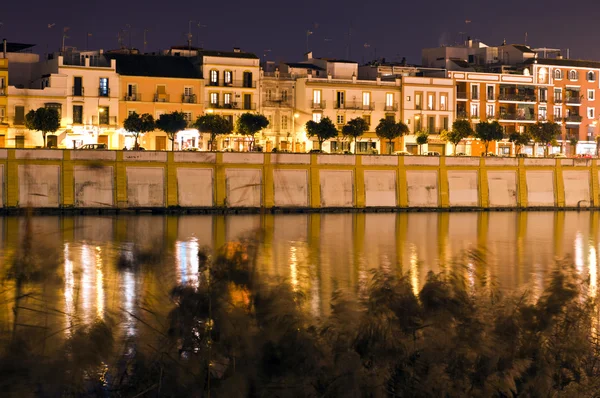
<box><xmin>388</xmin><ymin>139</ymin><xmax>392</xmax><ymax>154</ymax></box>
<box><xmin>484</xmin><ymin>142</ymin><xmax>489</xmax><ymax>154</ymax></box>
<box><xmin>134</xmin><ymin>135</ymin><xmax>139</xmax><ymax>150</ymax></box>
<box><xmin>43</xmin><ymin>132</ymin><xmax>47</xmax><ymax>147</ymax></box>
<box><xmin>172</xmin><ymin>138</ymin><xmax>175</xmax><ymax>151</ymax></box>
<box><xmin>319</xmin><ymin>140</ymin><xmax>323</xmax><ymax>150</ymax></box>
<box><xmin>353</xmin><ymin>137</ymin><xmax>356</xmax><ymax>154</ymax></box>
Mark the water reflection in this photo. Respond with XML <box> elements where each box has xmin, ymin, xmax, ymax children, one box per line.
<box><xmin>1</xmin><ymin>212</ymin><xmax>600</xmax><ymax>347</ymax></box>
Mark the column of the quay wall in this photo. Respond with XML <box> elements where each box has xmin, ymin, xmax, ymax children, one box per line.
<box><xmin>166</xmin><ymin>152</ymin><xmax>178</xmax><ymax>207</ymax></box>
<box><xmin>355</xmin><ymin>156</ymin><xmax>365</xmax><ymax>208</ymax></box>
<box><xmin>62</xmin><ymin>150</ymin><xmax>74</xmax><ymax>208</ymax></box>
<box><xmin>517</xmin><ymin>158</ymin><xmax>528</xmax><ymax>208</ymax></box>
<box><xmin>397</xmin><ymin>156</ymin><xmax>408</xmax><ymax>208</ymax></box>
<box><xmin>592</xmin><ymin>160</ymin><xmax>599</xmax><ymax>207</ymax></box>
<box><xmin>479</xmin><ymin>158</ymin><xmax>489</xmax><ymax>208</ymax></box>
<box><xmin>309</xmin><ymin>154</ymin><xmax>320</xmax><ymax>209</ymax></box>
<box><xmin>554</xmin><ymin>159</ymin><xmax>565</xmax><ymax>208</ymax></box>
<box><xmin>6</xmin><ymin>149</ymin><xmax>17</xmax><ymax>207</ymax></box>
<box><xmin>438</xmin><ymin>157</ymin><xmax>449</xmax><ymax>208</ymax></box>
<box><xmin>263</xmin><ymin>154</ymin><xmax>274</xmax><ymax>208</ymax></box>
<box><xmin>215</xmin><ymin>152</ymin><xmax>226</xmax><ymax>207</ymax></box>
<box><xmin>115</xmin><ymin>151</ymin><xmax>127</xmax><ymax>208</ymax></box>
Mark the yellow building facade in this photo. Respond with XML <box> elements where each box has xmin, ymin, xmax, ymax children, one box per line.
<box><xmin>108</xmin><ymin>54</ymin><xmax>204</xmax><ymax>150</ymax></box>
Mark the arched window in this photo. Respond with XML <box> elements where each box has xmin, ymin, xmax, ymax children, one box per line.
<box><xmin>223</xmin><ymin>70</ymin><xmax>233</xmax><ymax>85</ymax></box>
<box><xmin>554</xmin><ymin>69</ymin><xmax>562</xmax><ymax>80</ymax></box>
<box><xmin>209</xmin><ymin>70</ymin><xmax>219</xmax><ymax>86</ymax></box>
<box><xmin>588</xmin><ymin>71</ymin><xmax>596</xmax><ymax>82</ymax></box>
<box><xmin>569</xmin><ymin>70</ymin><xmax>578</xmax><ymax>80</ymax></box>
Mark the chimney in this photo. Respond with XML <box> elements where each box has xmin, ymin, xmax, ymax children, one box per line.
<box><xmin>306</xmin><ymin>51</ymin><xmax>313</xmax><ymax>60</ymax></box>
<box><xmin>233</xmin><ymin>47</ymin><xmax>241</xmax><ymax>53</ymax></box>
<box><xmin>2</xmin><ymin>39</ymin><xmax>6</xmax><ymax>59</ymax></box>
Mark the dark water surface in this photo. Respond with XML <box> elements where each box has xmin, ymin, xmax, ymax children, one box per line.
<box><xmin>0</xmin><ymin>212</ymin><xmax>598</xmax><ymax>351</ymax></box>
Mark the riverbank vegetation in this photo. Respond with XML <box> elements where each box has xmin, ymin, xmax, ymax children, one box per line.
<box><xmin>2</xmin><ymin>232</ymin><xmax>600</xmax><ymax>397</ymax></box>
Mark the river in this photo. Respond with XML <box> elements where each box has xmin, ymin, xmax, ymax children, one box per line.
<box><xmin>0</xmin><ymin>211</ymin><xmax>597</xmax><ymax>352</ymax></box>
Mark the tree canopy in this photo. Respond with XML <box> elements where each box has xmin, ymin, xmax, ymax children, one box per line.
<box><xmin>341</xmin><ymin>117</ymin><xmax>369</xmax><ymax>153</ymax></box>
<box><xmin>416</xmin><ymin>131</ymin><xmax>429</xmax><ymax>154</ymax></box>
<box><xmin>236</xmin><ymin>113</ymin><xmax>269</xmax><ymax>151</ymax></box>
<box><xmin>123</xmin><ymin>112</ymin><xmax>155</xmax><ymax>150</ymax></box>
<box><xmin>508</xmin><ymin>131</ymin><xmax>532</xmax><ymax>155</ymax></box>
<box><xmin>375</xmin><ymin>118</ymin><xmax>409</xmax><ymax>154</ymax></box>
<box><xmin>475</xmin><ymin>120</ymin><xmax>504</xmax><ymax>154</ymax></box>
<box><xmin>442</xmin><ymin>119</ymin><xmax>474</xmax><ymax>154</ymax></box>
<box><xmin>305</xmin><ymin>117</ymin><xmax>338</xmax><ymax>151</ymax></box>
<box><xmin>526</xmin><ymin>122</ymin><xmax>562</xmax><ymax>156</ymax></box>
<box><xmin>195</xmin><ymin>114</ymin><xmax>232</xmax><ymax>151</ymax></box>
<box><xmin>25</xmin><ymin>107</ymin><xmax>60</xmax><ymax>147</ymax></box>
<box><xmin>156</xmin><ymin>111</ymin><xmax>188</xmax><ymax>150</ymax></box>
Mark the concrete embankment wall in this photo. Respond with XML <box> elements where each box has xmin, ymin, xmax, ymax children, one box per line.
<box><xmin>0</xmin><ymin>149</ymin><xmax>598</xmax><ymax>211</ymax></box>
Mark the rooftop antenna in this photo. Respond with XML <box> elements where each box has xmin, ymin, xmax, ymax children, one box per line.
<box><xmin>306</xmin><ymin>29</ymin><xmax>313</xmax><ymax>53</ymax></box>
<box><xmin>117</xmin><ymin>30</ymin><xmax>125</xmax><ymax>49</ymax></box>
<box><xmin>525</xmin><ymin>31</ymin><xmax>528</xmax><ymax>45</ymax></box>
<box><xmin>143</xmin><ymin>29</ymin><xmax>150</xmax><ymax>53</ymax></box>
<box><xmin>125</xmin><ymin>24</ymin><xmax>132</xmax><ymax>50</ymax></box>
<box><xmin>86</xmin><ymin>32</ymin><xmax>92</xmax><ymax>51</ymax></box>
<box><xmin>61</xmin><ymin>27</ymin><xmax>70</xmax><ymax>53</ymax></box>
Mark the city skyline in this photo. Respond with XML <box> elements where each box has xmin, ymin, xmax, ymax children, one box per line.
<box><xmin>3</xmin><ymin>0</ymin><xmax>600</xmax><ymax>64</ymax></box>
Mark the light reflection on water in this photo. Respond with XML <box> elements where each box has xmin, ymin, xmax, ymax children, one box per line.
<box><xmin>0</xmin><ymin>212</ymin><xmax>599</xmax><ymax>347</ymax></box>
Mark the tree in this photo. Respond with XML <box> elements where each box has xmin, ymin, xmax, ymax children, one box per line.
<box><xmin>123</xmin><ymin>112</ymin><xmax>155</xmax><ymax>150</ymax></box>
<box><xmin>416</xmin><ymin>131</ymin><xmax>429</xmax><ymax>155</ymax></box>
<box><xmin>341</xmin><ymin>117</ymin><xmax>369</xmax><ymax>154</ymax></box>
<box><xmin>569</xmin><ymin>135</ymin><xmax>579</xmax><ymax>156</ymax></box>
<box><xmin>475</xmin><ymin>120</ymin><xmax>504</xmax><ymax>154</ymax></box>
<box><xmin>526</xmin><ymin>122</ymin><xmax>561</xmax><ymax>157</ymax></box>
<box><xmin>305</xmin><ymin>117</ymin><xmax>338</xmax><ymax>151</ymax></box>
<box><xmin>375</xmin><ymin>118</ymin><xmax>409</xmax><ymax>154</ymax></box>
<box><xmin>442</xmin><ymin>119</ymin><xmax>474</xmax><ymax>155</ymax></box>
<box><xmin>508</xmin><ymin>131</ymin><xmax>531</xmax><ymax>155</ymax></box>
<box><xmin>156</xmin><ymin>111</ymin><xmax>188</xmax><ymax>151</ymax></box>
<box><xmin>195</xmin><ymin>114</ymin><xmax>233</xmax><ymax>151</ymax></box>
<box><xmin>25</xmin><ymin>107</ymin><xmax>60</xmax><ymax>147</ymax></box>
<box><xmin>236</xmin><ymin>113</ymin><xmax>269</xmax><ymax>151</ymax></box>
<box><xmin>596</xmin><ymin>135</ymin><xmax>600</xmax><ymax>157</ymax></box>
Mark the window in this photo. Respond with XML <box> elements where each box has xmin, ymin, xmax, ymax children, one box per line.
<box><xmin>45</xmin><ymin>103</ymin><xmax>62</xmax><ymax>120</ymax></box>
<box><xmin>0</xmin><ymin>107</ymin><xmax>5</xmax><ymax>122</ymax></box>
<box><xmin>471</xmin><ymin>103</ymin><xmax>479</xmax><ymax>118</ymax></box>
<box><xmin>210</xmin><ymin>92</ymin><xmax>218</xmax><ymax>105</ymax></box>
<box><xmin>588</xmin><ymin>71</ymin><xmax>596</xmax><ymax>82</ymax></box>
<box><xmin>156</xmin><ymin>85</ymin><xmax>167</xmax><ymax>101</ymax></box>
<box><xmin>427</xmin><ymin>116</ymin><xmax>435</xmax><ymax>133</ymax></box>
<box><xmin>385</xmin><ymin>115</ymin><xmax>395</xmax><ymax>122</ymax></box>
<box><xmin>539</xmin><ymin>88</ymin><xmax>548</xmax><ymax>102</ymax></box>
<box><xmin>386</xmin><ymin>93</ymin><xmax>394</xmax><ymax>107</ymax></box>
<box><xmin>554</xmin><ymin>69</ymin><xmax>563</xmax><ymax>80</ymax></box>
<box><xmin>224</xmin><ymin>93</ymin><xmax>232</xmax><ymax>105</ymax></box>
<box><xmin>487</xmin><ymin>85</ymin><xmax>494</xmax><ymax>101</ymax></box>
<box><xmin>362</xmin><ymin>92</ymin><xmax>371</xmax><ymax>107</ymax></box>
<box><xmin>588</xmin><ymin>107</ymin><xmax>595</xmax><ymax>119</ymax></box>
<box><xmin>73</xmin><ymin>105</ymin><xmax>83</xmax><ymax>124</ymax></box>
<box><xmin>266</xmin><ymin>90</ymin><xmax>272</xmax><ymax>100</ymax></box>
<box><xmin>486</xmin><ymin>104</ymin><xmax>495</xmax><ymax>118</ymax></box>
<box><xmin>589</xmin><ymin>89</ymin><xmax>595</xmax><ymax>101</ymax></box>
<box><xmin>414</xmin><ymin>116</ymin><xmax>422</xmax><ymax>131</ymax></box>
<box><xmin>313</xmin><ymin>90</ymin><xmax>321</xmax><ymax>105</ymax></box>
<box><xmin>427</xmin><ymin>93</ymin><xmax>434</xmax><ymax>110</ymax></box>
<box><xmin>242</xmin><ymin>71</ymin><xmax>253</xmax><ymax>88</ymax></box>
<box><xmin>539</xmin><ymin>106</ymin><xmax>547</xmax><ymax>121</ymax></box>
<box><xmin>99</xmin><ymin>78</ymin><xmax>109</xmax><ymax>96</ymax></box>
<box><xmin>224</xmin><ymin>70</ymin><xmax>232</xmax><ymax>85</ymax></box>
<box><xmin>126</xmin><ymin>83</ymin><xmax>137</xmax><ymax>100</ymax></box>
<box><xmin>336</xmin><ymin>114</ymin><xmax>345</xmax><ymax>125</ymax></box>
<box><xmin>73</xmin><ymin>76</ymin><xmax>83</xmax><ymax>96</ymax></box>
<box><xmin>98</xmin><ymin>106</ymin><xmax>109</xmax><ymax>125</ymax></box>
<box><xmin>184</xmin><ymin>87</ymin><xmax>193</xmax><ymax>96</ymax></box>
<box><xmin>243</xmin><ymin>94</ymin><xmax>252</xmax><ymax>110</ymax></box>
<box><xmin>281</xmin><ymin>115</ymin><xmax>288</xmax><ymax>130</ymax></box>
<box><xmin>210</xmin><ymin>70</ymin><xmax>219</xmax><ymax>85</ymax></box>
<box><xmin>471</xmin><ymin>84</ymin><xmax>479</xmax><ymax>100</ymax></box>
<box><xmin>0</xmin><ymin>77</ymin><xmax>4</xmax><ymax>88</ymax></box>
<box><xmin>128</xmin><ymin>110</ymin><xmax>136</xmax><ymax>116</ymax></box>
<box><xmin>281</xmin><ymin>90</ymin><xmax>288</xmax><ymax>101</ymax></box>
<box><xmin>336</xmin><ymin>91</ymin><xmax>345</xmax><ymax>108</ymax></box>
<box><xmin>442</xmin><ymin>116</ymin><xmax>448</xmax><ymax>130</ymax></box>
<box><xmin>312</xmin><ymin>112</ymin><xmax>322</xmax><ymax>122</ymax></box>
<box><xmin>363</xmin><ymin>115</ymin><xmax>371</xmax><ymax>126</ymax></box>
<box><xmin>415</xmin><ymin>93</ymin><xmax>422</xmax><ymax>110</ymax></box>
<box><xmin>440</xmin><ymin>94</ymin><xmax>447</xmax><ymax>111</ymax></box>
<box><xmin>554</xmin><ymin>88</ymin><xmax>562</xmax><ymax>102</ymax></box>
<box><xmin>554</xmin><ymin>106</ymin><xmax>562</xmax><ymax>119</ymax></box>
<box><xmin>569</xmin><ymin>70</ymin><xmax>578</xmax><ymax>80</ymax></box>
<box><xmin>183</xmin><ymin>112</ymin><xmax>192</xmax><ymax>123</ymax></box>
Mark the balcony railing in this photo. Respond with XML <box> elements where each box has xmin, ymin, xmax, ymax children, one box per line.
<box><xmin>456</xmin><ymin>110</ymin><xmax>468</xmax><ymax>119</ymax></box>
<box><xmin>182</xmin><ymin>94</ymin><xmax>197</xmax><ymax>104</ymax></box>
<box><xmin>72</xmin><ymin>87</ymin><xmax>84</xmax><ymax>96</ymax></box>
<box><xmin>554</xmin><ymin>98</ymin><xmax>563</xmax><ymax>104</ymax></box>
<box><xmin>457</xmin><ymin>92</ymin><xmax>468</xmax><ymax>100</ymax></box>
<box><xmin>154</xmin><ymin>93</ymin><xmax>170</xmax><ymax>102</ymax></box>
<box><xmin>497</xmin><ymin>112</ymin><xmax>535</xmax><ymax>121</ymax></box>
<box><xmin>498</xmin><ymin>93</ymin><xmax>536</xmax><ymax>102</ymax></box>
<box><xmin>384</xmin><ymin>103</ymin><xmax>398</xmax><ymax>111</ymax></box>
<box><xmin>98</xmin><ymin>88</ymin><xmax>110</xmax><ymax>97</ymax></box>
<box><xmin>205</xmin><ymin>101</ymin><xmax>256</xmax><ymax>110</ymax></box>
<box><xmin>207</xmin><ymin>80</ymin><xmax>257</xmax><ymax>88</ymax></box>
<box><xmin>334</xmin><ymin>101</ymin><xmax>375</xmax><ymax>110</ymax></box>
<box><xmin>263</xmin><ymin>98</ymin><xmax>292</xmax><ymax>107</ymax></box>
<box><xmin>0</xmin><ymin>87</ymin><xmax>5</xmax><ymax>96</ymax></box>
<box><xmin>310</xmin><ymin>100</ymin><xmax>326</xmax><ymax>109</ymax></box>
<box><xmin>124</xmin><ymin>93</ymin><xmax>141</xmax><ymax>101</ymax></box>
<box><xmin>565</xmin><ymin>114</ymin><xmax>583</xmax><ymax>123</ymax></box>
<box><xmin>565</xmin><ymin>96</ymin><xmax>582</xmax><ymax>104</ymax></box>
<box><xmin>92</xmin><ymin>115</ymin><xmax>117</xmax><ymax>126</ymax></box>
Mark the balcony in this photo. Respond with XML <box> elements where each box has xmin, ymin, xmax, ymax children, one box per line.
<box><xmin>456</xmin><ymin>110</ymin><xmax>468</xmax><ymax>119</ymax></box>
<box><xmin>310</xmin><ymin>100</ymin><xmax>326</xmax><ymax>109</ymax></box>
<box><xmin>554</xmin><ymin>98</ymin><xmax>563</xmax><ymax>104</ymax></box>
<box><xmin>498</xmin><ymin>93</ymin><xmax>536</xmax><ymax>102</ymax></box>
<box><xmin>207</xmin><ymin>80</ymin><xmax>257</xmax><ymax>88</ymax></box>
<box><xmin>205</xmin><ymin>101</ymin><xmax>256</xmax><ymax>110</ymax></box>
<box><xmin>154</xmin><ymin>93</ymin><xmax>170</xmax><ymax>103</ymax></box>
<box><xmin>457</xmin><ymin>92</ymin><xmax>468</xmax><ymax>100</ymax></box>
<box><xmin>124</xmin><ymin>93</ymin><xmax>141</xmax><ymax>101</ymax></box>
<box><xmin>72</xmin><ymin>87</ymin><xmax>84</xmax><ymax>96</ymax></box>
<box><xmin>334</xmin><ymin>101</ymin><xmax>375</xmax><ymax>111</ymax></box>
<box><xmin>263</xmin><ymin>98</ymin><xmax>292</xmax><ymax>107</ymax></box>
<box><xmin>98</xmin><ymin>88</ymin><xmax>110</xmax><ymax>97</ymax></box>
<box><xmin>497</xmin><ymin>112</ymin><xmax>535</xmax><ymax>121</ymax></box>
<box><xmin>92</xmin><ymin>115</ymin><xmax>117</xmax><ymax>126</ymax></box>
<box><xmin>565</xmin><ymin>114</ymin><xmax>582</xmax><ymax>123</ymax></box>
<box><xmin>565</xmin><ymin>96</ymin><xmax>582</xmax><ymax>105</ymax></box>
<box><xmin>182</xmin><ymin>94</ymin><xmax>197</xmax><ymax>104</ymax></box>
<box><xmin>384</xmin><ymin>103</ymin><xmax>398</xmax><ymax>111</ymax></box>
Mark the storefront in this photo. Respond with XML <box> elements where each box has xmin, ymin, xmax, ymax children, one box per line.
<box><xmin>577</xmin><ymin>141</ymin><xmax>596</xmax><ymax>155</ymax></box>
<box><xmin>58</xmin><ymin>127</ymin><xmax>100</xmax><ymax>149</ymax></box>
<box><xmin>175</xmin><ymin>129</ymin><xmax>201</xmax><ymax>151</ymax></box>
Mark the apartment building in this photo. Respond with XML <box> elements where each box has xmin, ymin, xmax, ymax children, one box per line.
<box><xmin>260</xmin><ymin>68</ymin><xmax>297</xmax><ymax>151</ymax></box>
<box><xmin>108</xmin><ymin>53</ymin><xmax>203</xmax><ymax>150</ymax></box>
<box><xmin>0</xmin><ymin>53</ymin><xmax>7</xmax><ymax>144</ymax></box>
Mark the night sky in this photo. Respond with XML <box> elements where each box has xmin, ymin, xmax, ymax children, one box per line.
<box><xmin>2</xmin><ymin>0</ymin><xmax>599</xmax><ymax>65</ymax></box>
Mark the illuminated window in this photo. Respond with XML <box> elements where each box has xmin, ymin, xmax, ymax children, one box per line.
<box><xmin>209</xmin><ymin>70</ymin><xmax>218</xmax><ymax>85</ymax></box>
<box><xmin>362</xmin><ymin>92</ymin><xmax>371</xmax><ymax>107</ymax></box>
<box><xmin>538</xmin><ymin>106</ymin><xmax>547</xmax><ymax>121</ymax></box>
<box><xmin>386</xmin><ymin>93</ymin><xmax>394</xmax><ymax>107</ymax></box>
<box><xmin>471</xmin><ymin>84</ymin><xmax>479</xmax><ymax>100</ymax></box>
<box><xmin>588</xmin><ymin>71</ymin><xmax>596</xmax><ymax>82</ymax></box>
<box><xmin>363</xmin><ymin>114</ymin><xmax>371</xmax><ymax>126</ymax></box>
<box><xmin>486</xmin><ymin>104</ymin><xmax>494</xmax><ymax>118</ymax></box>
<box><xmin>224</xmin><ymin>70</ymin><xmax>232</xmax><ymax>85</ymax></box>
<box><xmin>312</xmin><ymin>112</ymin><xmax>322</xmax><ymax>122</ymax></box>
<box><xmin>281</xmin><ymin>90</ymin><xmax>288</xmax><ymax>101</ymax></box>
<box><xmin>554</xmin><ymin>106</ymin><xmax>562</xmax><ymax>119</ymax></box>
<box><xmin>281</xmin><ymin>115</ymin><xmax>288</xmax><ymax>130</ymax></box>
<box><xmin>486</xmin><ymin>85</ymin><xmax>494</xmax><ymax>101</ymax></box>
<box><xmin>427</xmin><ymin>93</ymin><xmax>434</xmax><ymax>110</ymax></box>
<box><xmin>470</xmin><ymin>103</ymin><xmax>479</xmax><ymax>118</ymax></box>
<box><xmin>224</xmin><ymin>93</ymin><xmax>232</xmax><ymax>105</ymax></box>
<box><xmin>554</xmin><ymin>88</ymin><xmax>562</xmax><ymax>102</ymax></box>
<box><xmin>313</xmin><ymin>90</ymin><xmax>321</xmax><ymax>104</ymax></box>
<box><xmin>183</xmin><ymin>112</ymin><xmax>192</xmax><ymax>122</ymax></box>
<box><xmin>415</xmin><ymin>93</ymin><xmax>422</xmax><ymax>109</ymax></box>
<box><xmin>440</xmin><ymin>94</ymin><xmax>447</xmax><ymax>110</ymax></box>
<box><xmin>210</xmin><ymin>92</ymin><xmax>218</xmax><ymax>105</ymax></box>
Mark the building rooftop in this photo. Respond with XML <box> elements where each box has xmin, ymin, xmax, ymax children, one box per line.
<box><xmin>525</xmin><ymin>58</ymin><xmax>600</xmax><ymax>69</ymax></box>
<box><xmin>4</xmin><ymin>42</ymin><xmax>36</xmax><ymax>53</ymax></box>
<box><xmin>198</xmin><ymin>49</ymin><xmax>259</xmax><ymax>59</ymax></box>
<box><xmin>107</xmin><ymin>54</ymin><xmax>201</xmax><ymax>78</ymax></box>
<box><xmin>512</xmin><ymin>44</ymin><xmax>534</xmax><ymax>53</ymax></box>
<box><xmin>285</xmin><ymin>62</ymin><xmax>325</xmax><ymax>71</ymax></box>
